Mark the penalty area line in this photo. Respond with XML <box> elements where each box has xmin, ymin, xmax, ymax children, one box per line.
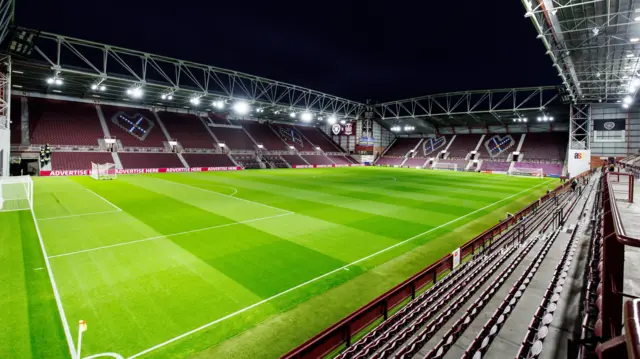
<box><xmin>37</xmin><ymin>210</ymin><xmax>122</xmax><ymax>221</ymax></box>
<box><xmin>85</xmin><ymin>188</ymin><xmax>123</xmax><ymax>212</ymax></box>
<box><xmin>126</xmin><ymin>178</ymin><xmax>553</xmax><ymax>359</ymax></box>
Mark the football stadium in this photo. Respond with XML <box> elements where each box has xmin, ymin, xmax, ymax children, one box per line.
<box><xmin>1</xmin><ymin>1</ymin><xmax>640</xmax><ymax>359</ymax></box>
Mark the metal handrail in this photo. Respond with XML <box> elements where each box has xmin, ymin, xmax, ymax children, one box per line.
<box><xmin>605</xmin><ymin>172</ymin><xmax>640</xmax><ymax>247</ymax></box>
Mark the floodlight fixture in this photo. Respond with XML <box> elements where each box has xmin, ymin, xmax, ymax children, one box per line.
<box><xmin>213</xmin><ymin>100</ymin><xmax>225</xmax><ymax>109</ymax></box>
<box><xmin>233</xmin><ymin>101</ymin><xmax>250</xmax><ymax>115</ymax></box>
<box><xmin>289</xmin><ymin>112</ymin><xmax>296</xmax><ymax>118</ymax></box>
<box><xmin>623</xmin><ymin>103</ymin><xmax>630</xmax><ymax>109</ymax></box>
<box><xmin>624</xmin><ymin>95</ymin><xmax>633</xmax><ymax>104</ymax></box>
<box><xmin>327</xmin><ymin>115</ymin><xmax>337</xmax><ymax>124</ymax></box>
<box><xmin>340</xmin><ymin>120</ymin><xmax>346</xmax><ymax>125</ymax></box>
<box><xmin>300</xmin><ymin>111</ymin><xmax>313</xmax><ymax>122</ymax></box>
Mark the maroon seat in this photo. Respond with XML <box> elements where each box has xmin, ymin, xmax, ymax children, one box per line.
<box><xmin>158</xmin><ymin>112</ymin><xmax>215</xmax><ymax>149</ymax></box>
<box><xmin>302</xmin><ymin>155</ymin><xmax>333</xmax><ymax>165</ymax></box>
<box><xmin>520</xmin><ymin>132</ymin><xmax>568</xmax><ymax>161</ymax></box>
<box><xmin>241</xmin><ymin>122</ymin><xmax>288</xmax><ymax>150</ymax></box>
<box><xmin>29</xmin><ymin>98</ymin><xmax>103</xmax><ymax>146</ymax></box>
<box><xmin>102</xmin><ymin>105</ymin><xmax>167</xmax><ymax>148</ymax></box>
<box><xmin>182</xmin><ymin>153</ymin><xmax>235</xmax><ymax>167</ymax></box>
<box><xmin>211</xmin><ymin>127</ymin><xmax>256</xmax><ymax>150</ymax></box>
<box><xmin>404</xmin><ymin>158</ymin><xmax>427</xmax><ymax>167</ymax></box>
<box><xmin>51</xmin><ymin>152</ymin><xmax>115</xmax><ymax>171</ymax></box>
<box><xmin>281</xmin><ymin>155</ymin><xmax>308</xmax><ymax>166</ymax></box>
<box><xmin>295</xmin><ymin>126</ymin><xmax>344</xmax><ymax>152</ymax></box>
<box><xmin>384</xmin><ymin>138</ymin><xmax>421</xmax><ymax>156</ymax></box>
<box><xmin>118</xmin><ymin>153</ymin><xmax>184</xmax><ymax>169</ymax></box>
<box><xmin>328</xmin><ymin>156</ymin><xmax>352</xmax><ymax>165</ymax></box>
<box><xmin>206</xmin><ymin>113</ymin><xmax>231</xmax><ymax>125</ymax></box>
<box><xmin>447</xmin><ymin>134</ymin><xmax>482</xmax><ymax>158</ymax></box>
<box><xmin>375</xmin><ymin>157</ymin><xmax>405</xmax><ymax>166</ymax></box>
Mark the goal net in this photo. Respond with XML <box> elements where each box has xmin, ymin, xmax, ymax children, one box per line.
<box><xmin>0</xmin><ymin>176</ymin><xmax>33</xmax><ymax>211</ymax></box>
<box><xmin>509</xmin><ymin>167</ymin><xmax>544</xmax><ymax>178</ymax></box>
<box><xmin>91</xmin><ymin>162</ymin><xmax>117</xmax><ymax>180</ymax></box>
<box><xmin>433</xmin><ymin>162</ymin><xmax>458</xmax><ymax>171</ymax></box>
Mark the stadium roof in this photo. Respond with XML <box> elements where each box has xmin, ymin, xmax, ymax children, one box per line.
<box><xmin>521</xmin><ymin>0</ymin><xmax>640</xmax><ymax>105</ymax></box>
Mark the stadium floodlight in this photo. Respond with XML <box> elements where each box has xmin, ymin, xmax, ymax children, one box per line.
<box><xmin>189</xmin><ymin>97</ymin><xmax>201</xmax><ymax>105</ymax></box>
<box><xmin>522</xmin><ymin>118</ymin><xmax>528</xmax><ymax>122</ymax></box>
<box><xmin>327</xmin><ymin>115</ymin><xmax>337</xmax><ymax>124</ymax></box>
<box><xmin>315</xmin><ymin>147</ymin><xmax>321</xmax><ymax>151</ymax></box>
<box><xmin>256</xmin><ymin>108</ymin><xmax>264</xmax><ymax>113</ymax></box>
<box><xmin>100</xmin><ymin>85</ymin><xmax>106</xmax><ymax>91</ymax></box>
<box><xmin>219</xmin><ymin>143</ymin><xmax>226</xmax><ymax>147</ymax></box>
<box><xmin>537</xmin><ymin>117</ymin><xmax>542</xmax><ymax>122</ymax></box>
<box><xmin>213</xmin><ymin>100</ymin><xmax>224</xmax><ymax>109</ymax></box>
<box><xmin>623</xmin><ymin>103</ymin><xmax>630</xmax><ymax>109</ymax></box>
<box><xmin>127</xmin><ymin>86</ymin><xmax>143</xmax><ymax>98</ymax></box>
<box><xmin>289</xmin><ymin>112</ymin><xmax>296</xmax><ymax>118</ymax></box>
<box><xmin>340</xmin><ymin>120</ymin><xmax>346</xmax><ymax>125</ymax></box>
<box><xmin>47</xmin><ymin>77</ymin><xmax>62</xmax><ymax>85</ymax></box>
<box><xmin>300</xmin><ymin>111</ymin><xmax>313</xmax><ymax>122</ymax></box>
<box><xmin>624</xmin><ymin>95</ymin><xmax>633</xmax><ymax>104</ymax></box>
<box><xmin>632</xmin><ymin>38</ymin><xmax>640</xmax><ymax>43</ymax></box>
<box><xmin>161</xmin><ymin>94</ymin><xmax>167</xmax><ymax>100</ymax></box>
<box><xmin>91</xmin><ymin>84</ymin><xmax>98</xmax><ymax>90</ymax></box>
<box><xmin>232</xmin><ymin>101</ymin><xmax>250</xmax><ymax>115</ymax></box>
<box><xmin>549</xmin><ymin>116</ymin><xmax>554</xmax><ymax>121</ymax></box>
<box><xmin>257</xmin><ymin>144</ymin><xmax>264</xmax><ymax>149</ymax></box>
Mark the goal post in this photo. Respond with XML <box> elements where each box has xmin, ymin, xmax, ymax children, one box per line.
<box><xmin>0</xmin><ymin>175</ymin><xmax>33</xmax><ymax>211</ymax></box>
<box><xmin>509</xmin><ymin>167</ymin><xmax>544</xmax><ymax>178</ymax></box>
<box><xmin>433</xmin><ymin>162</ymin><xmax>458</xmax><ymax>171</ymax></box>
<box><xmin>91</xmin><ymin>162</ymin><xmax>117</xmax><ymax>180</ymax></box>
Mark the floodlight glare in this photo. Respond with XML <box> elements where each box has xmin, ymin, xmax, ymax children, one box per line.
<box><xmin>213</xmin><ymin>100</ymin><xmax>224</xmax><ymax>109</ymax></box>
<box><xmin>161</xmin><ymin>94</ymin><xmax>167</xmax><ymax>100</ymax></box>
<box><xmin>289</xmin><ymin>112</ymin><xmax>296</xmax><ymax>118</ymax></box>
<box><xmin>327</xmin><ymin>115</ymin><xmax>337</xmax><ymax>124</ymax></box>
<box><xmin>131</xmin><ymin>88</ymin><xmax>143</xmax><ymax>98</ymax></box>
<box><xmin>233</xmin><ymin>101</ymin><xmax>250</xmax><ymax>115</ymax></box>
<box><xmin>99</xmin><ymin>85</ymin><xmax>106</xmax><ymax>91</ymax></box>
<box><xmin>624</xmin><ymin>95</ymin><xmax>633</xmax><ymax>104</ymax></box>
<box><xmin>623</xmin><ymin>103</ymin><xmax>630</xmax><ymax>109</ymax></box>
<box><xmin>190</xmin><ymin>97</ymin><xmax>201</xmax><ymax>105</ymax></box>
<box><xmin>46</xmin><ymin>77</ymin><xmax>54</xmax><ymax>84</ymax></box>
<box><xmin>91</xmin><ymin>84</ymin><xmax>98</xmax><ymax>90</ymax></box>
<box><xmin>537</xmin><ymin>117</ymin><xmax>542</xmax><ymax>122</ymax></box>
<box><xmin>549</xmin><ymin>117</ymin><xmax>554</xmax><ymax>121</ymax></box>
<box><xmin>55</xmin><ymin>78</ymin><xmax>63</xmax><ymax>85</ymax></box>
<box><xmin>168</xmin><ymin>95</ymin><xmax>173</xmax><ymax>100</ymax></box>
<box><xmin>340</xmin><ymin>120</ymin><xmax>346</xmax><ymax>125</ymax></box>
<box><xmin>632</xmin><ymin>38</ymin><xmax>640</xmax><ymax>43</ymax></box>
<box><xmin>300</xmin><ymin>111</ymin><xmax>313</xmax><ymax>122</ymax></box>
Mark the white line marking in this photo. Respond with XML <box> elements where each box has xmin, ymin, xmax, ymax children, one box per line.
<box><xmin>0</xmin><ymin>208</ymin><xmax>30</xmax><ymax>213</ymax></box>
<box><xmin>85</xmin><ymin>188</ymin><xmax>123</xmax><ymax>212</ymax></box>
<box><xmin>126</xmin><ymin>179</ymin><xmax>553</xmax><ymax>359</ymax></box>
<box><xmin>28</xmin><ymin>207</ymin><xmax>78</xmax><ymax>358</ymax></box>
<box><xmin>34</xmin><ymin>267</ymin><xmax>44</xmax><ymax>271</ymax></box>
<box><xmin>38</xmin><ymin>210</ymin><xmax>122</xmax><ymax>221</ymax></box>
<box><xmin>48</xmin><ymin>212</ymin><xmax>294</xmax><ymax>259</ymax></box>
<box><xmin>153</xmin><ymin>177</ymin><xmax>293</xmax><ymax>214</ymax></box>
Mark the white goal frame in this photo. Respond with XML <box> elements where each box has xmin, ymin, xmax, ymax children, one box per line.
<box><xmin>91</xmin><ymin>162</ymin><xmax>117</xmax><ymax>180</ymax></box>
<box><xmin>433</xmin><ymin>162</ymin><xmax>458</xmax><ymax>171</ymax></box>
<box><xmin>509</xmin><ymin>167</ymin><xmax>544</xmax><ymax>178</ymax></box>
<box><xmin>0</xmin><ymin>175</ymin><xmax>34</xmax><ymax>211</ymax></box>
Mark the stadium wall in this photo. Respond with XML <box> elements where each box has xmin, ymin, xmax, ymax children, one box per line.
<box><xmin>590</xmin><ymin>104</ymin><xmax>640</xmax><ymax>157</ymax></box>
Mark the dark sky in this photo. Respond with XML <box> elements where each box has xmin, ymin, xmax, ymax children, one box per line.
<box><xmin>15</xmin><ymin>0</ymin><xmax>558</xmax><ymax>102</ymax></box>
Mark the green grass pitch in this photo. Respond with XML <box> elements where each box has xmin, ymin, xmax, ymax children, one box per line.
<box><xmin>0</xmin><ymin>167</ymin><xmax>559</xmax><ymax>359</ymax></box>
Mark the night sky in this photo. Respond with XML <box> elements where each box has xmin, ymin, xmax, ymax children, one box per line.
<box><xmin>15</xmin><ymin>0</ymin><xmax>558</xmax><ymax>102</ymax></box>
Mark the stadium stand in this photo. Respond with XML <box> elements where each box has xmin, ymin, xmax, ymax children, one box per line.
<box><xmin>10</xmin><ymin>96</ymin><xmax>21</xmax><ymax>144</ymax></box>
<box><xmin>51</xmin><ymin>152</ymin><xmax>115</xmax><ymax>171</ymax></box>
<box><xmin>446</xmin><ymin>134</ymin><xmax>482</xmax><ymax>158</ymax></box>
<box><xmin>404</xmin><ymin>157</ymin><xmax>427</xmax><ymax>167</ymax></box>
<box><xmin>206</xmin><ymin>113</ymin><xmax>232</xmax><ymax>125</ymax></box>
<box><xmin>328</xmin><ymin>156</ymin><xmax>353</xmax><ymax>165</ymax></box>
<box><xmin>272</xmin><ymin>124</ymin><xmax>312</xmax><ymax>150</ymax></box>
<box><xmin>101</xmin><ymin>105</ymin><xmax>167</xmax><ymax>148</ymax></box>
<box><xmin>518</xmin><ymin>132</ymin><xmax>567</xmax><ymax>161</ymax></box>
<box><xmin>423</xmin><ymin>136</ymin><xmax>449</xmax><ymax>157</ymax></box>
<box><xmin>480</xmin><ymin>160</ymin><xmax>511</xmax><ymax>172</ymax></box>
<box><xmin>157</xmin><ymin>112</ymin><xmax>216</xmax><ymax>149</ymax></box>
<box><xmin>118</xmin><ymin>153</ymin><xmax>183</xmax><ymax>169</ymax></box>
<box><xmin>296</xmin><ymin>125</ymin><xmax>344</xmax><ymax>152</ymax></box>
<box><xmin>182</xmin><ymin>153</ymin><xmax>236</xmax><ymax>168</ymax></box>
<box><xmin>281</xmin><ymin>154</ymin><xmax>308</xmax><ymax>167</ymax></box>
<box><xmin>302</xmin><ymin>154</ymin><xmax>334</xmax><ymax>166</ymax></box>
<box><xmin>29</xmin><ymin>98</ymin><xmax>104</xmax><ymax>146</ymax></box>
<box><xmin>232</xmin><ymin>154</ymin><xmax>261</xmax><ymax>169</ymax></box>
<box><xmin>479</xmin><ymin>134</ymin><xmax>517</xmax><ymax>160</ymax></box>
<box><xmin>241</xmin><ymin>122</ymin><xmax>289</xmax><ymax>150</ymax></box>
<box><xmin>209</xmin><ymin>127</ymin><xmax>256</xmax><ymax>150</ymax></box>
<box><xmin>383</xmin><ymin>138</ymin><xmax>421</xmax><ymax>157</ymax></box>
<box><xmin>263</xmin><ymin>155</ymin><xmax>289</xmax><ymax>168</ymax></box>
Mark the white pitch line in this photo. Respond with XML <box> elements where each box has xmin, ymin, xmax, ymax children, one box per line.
<box><xmin>153</xmin><ymin>177</ymin><xmax>293</xmax><ymax>214</ymax></box>
<box><xmin>126</xmin><ymin>178</ymin><xmax>553</xmax><ymax>359</ymax></box>
<box><xmin>47</xmin><ymin>212</ymin><xmax>294</xmax><ymax>259</ymax></box>
<box><xmin>38</xmin><ymin>210</ymin><xmax>122</xmax><ymax>221</ymax></box>
<box><xmin>85</xmin><ymin>188</ymin><xmax>123</xmax><ymax>212</ymax></box>
<box><xmin>28</xmin><ymin>207</ymin><xmax>78</xmax><ymax>358</ymax></box>
<box><xmin>0</xmin><ymin>208</ymin><xmax>30</xmax><ymax>213</ymax></box>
